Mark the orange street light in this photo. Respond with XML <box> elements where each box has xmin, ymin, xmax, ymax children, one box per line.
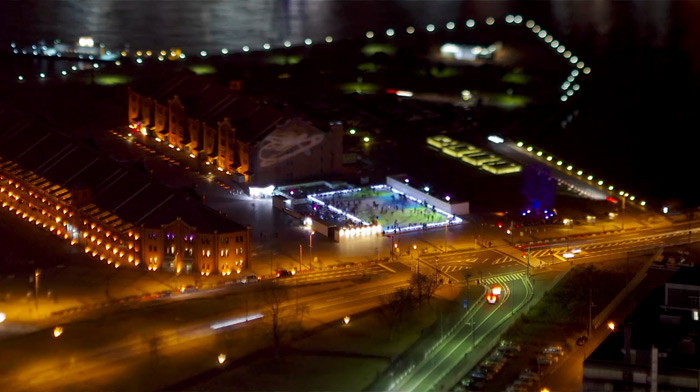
<box><xmin>53</xmin><ymin>326</ymin><xmax>64</xmax><ymax>338</ymax></box>
<box><xmin>217</xmin><ymin>353</ymin><xmax>227</xmax><ymax>364</ymax></box>
<box><xmin>343</xmin><ymin>316</ymin><xmax>351</xmax><ymax>325</ymax></box>
<box><xmin>608</xmin><ymin>321</ymin><xmax>615</xmax><ymax>331</ymax></box>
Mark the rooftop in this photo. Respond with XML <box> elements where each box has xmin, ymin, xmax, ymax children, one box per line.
<box><xmin>0</xmin><ymin>106</ymin><xmax>246</xmax><ymax>233</ymax></box>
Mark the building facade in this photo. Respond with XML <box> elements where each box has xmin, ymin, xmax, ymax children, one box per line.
<box><xmin>128</xmin><ymin>71</ymin><xmax>343</xmax><ymax>185</ymax></box>
<box><xmin>0</xmin><ymin>106</ymin><xmax>250</xmax><ymax>276</ymax></box>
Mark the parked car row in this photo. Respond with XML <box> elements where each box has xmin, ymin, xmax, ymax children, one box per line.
<box><xmin>452</xmin><ymin>341</ymin><xmax>518</xmax><ymax>391</ymax></box>
<box><xmin>505</xmin><ymin>368</ymin><xmax>541</xmax><ymax>392</ymax></box>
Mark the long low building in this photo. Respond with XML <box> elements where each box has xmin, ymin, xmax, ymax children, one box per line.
<box><xmin>128</xmin><ymin>71</ymin><xmax>343</xmax><ymax>185</ymax></box>
<box><xmin>0</xmin><ymin>106</ymin><xmax>250</xmax><ymax>276</ymax></box>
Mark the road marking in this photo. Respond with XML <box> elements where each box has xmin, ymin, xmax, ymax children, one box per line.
<box><xmin>378</xmin><ymin>263</ymin><xmax>396</xmax><ymax>273</ymax></box>
<box><xmin>482</xmin><ymin>272</ymin><xmax>525</xmax><ymax>285</ymax></box>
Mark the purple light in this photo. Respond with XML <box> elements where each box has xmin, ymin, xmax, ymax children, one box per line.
<box><xmin>522</xmin><ymin>212</ymin><xmax>526</xmax><ymax>216</ymax></box>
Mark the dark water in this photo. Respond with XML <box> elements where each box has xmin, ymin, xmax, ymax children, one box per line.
<box><xmin>1</xmin><ymin>0</ymin><xmax>699</xmax><ymax>208</ymax></box>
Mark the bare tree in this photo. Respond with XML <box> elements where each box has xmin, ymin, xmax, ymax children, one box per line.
<box><xmin>376</xmin><ymin>287</ymin><xmax>414</xmax><ymax>340</ymax></box>
<box><xmin>409</xmin><ymin>272</ymin><xmax>438</xmax><ymax>307</ymax></box>
<box><xmin>256</xmin><ymin>280</ymin><xmax>289</xmax><ymax>359</ymax></box>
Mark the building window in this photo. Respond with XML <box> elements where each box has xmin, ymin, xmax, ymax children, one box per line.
<box><xmin>694</xmin><ymin>310</ymin><xmax>699</xmax><ymax>321</ymax></box>
<box><xmin>692</xmin><ymin>296</ymin><xmax>700</xmax><ymax>308</ymax></box>
<box><xmin>149</xmin><ymin>232</ymin><xmax>157</xmax><ymax>239</ymax></box>
<box><xmin>221</xmin><ymin>237</ymin><xmax>229</xmax><ymax>245</ymax></box>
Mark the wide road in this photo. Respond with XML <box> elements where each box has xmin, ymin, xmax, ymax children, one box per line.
<box><xmin>0</xmin><ymin>271</ymin><xmax>413</xmax><ymax>391</ymax></box>
<box><xmin>393</xmin><ymin>275</ymin><xmax>531</xmax><ymax>392</ymax></box>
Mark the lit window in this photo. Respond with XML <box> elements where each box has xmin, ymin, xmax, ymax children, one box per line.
<box><xmin>694</xmin><ymin>310</ymin><xmax>699</xmax><ymax>321</ymax></box>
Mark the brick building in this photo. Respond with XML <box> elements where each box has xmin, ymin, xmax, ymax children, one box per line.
<box><xmin>0</xmin><ymin>106</ymin><xmax>250</xmax><ymax>276</ymax></box>
<box><xmin>127</xmin><ymin>71</ymin><xmax>343</xmax><ymax>185</ymax></box>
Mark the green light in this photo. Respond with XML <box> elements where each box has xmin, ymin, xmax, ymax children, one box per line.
<box><xmin>536</xmin><ymin>151</ymin><xmax>543</xmax><ymax>156</ymax></box>
<box><xmin>630</xmin><ymin>196</ymin><xmax>636</xmax><ymax>201</ymax></box>
<box><xmin>349</xmin><ymin>129</ymin><xmax>356</xmax><ymax>135</ymax></box>
<box><xmin>597</xmin><ymin>180</ymin><xmax>604</xmax><ymax>186</ymax></box>
<box><xmin>576</xmin><ymin>170</ymin><xmax>583</xmax><ymax>176</ymax></box>
<box><xmin>516</xmin><ymin>141</ymin><xmax>524</xmax><ymax>147</ymax></box>
<box><xmin>587</xmin><ymin>175</ymin><xmax>593</xmax><ymax>180</ymax></box>
<box><xmin>526</xmin><ymin>146</ymin><xmax>534</xmax><ymax>152</ymax></box>
<box><xmin>546</xmin><ymin>156</ymin><xmax>553</xmax><ymax>161</ymax></box>
<box><xmin>608</xmin><ymin>185</ymin><xmax>614</xmax><ymax>191</ymax></box>
<box><xmin>640</xmin><ymin>201</ymin><xmax>646</xmax><ymax>206</ymax></box>
<box><xmin>363</xmin><ymin>137</ymin><xmax>370</xmax><ymax>143</ymax></box>
<box><xmin>566</xmin><ymin>165</ymin><xmax>573</xmax><ymax>171</ymax></box>
<box><xmin>556</xmin><ymin>161</ymin><xmax>563</xmax><ymax>166</ymax></box>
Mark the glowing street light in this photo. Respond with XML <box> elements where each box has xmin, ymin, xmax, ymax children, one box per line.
<box><xmin>0</xmin><ymin>312</ymin><xmax>5</xmax><ymax>324</ymax></box>
<box><xmin>343</xmin><ymin>316</ymin><xmax>351</xmax><ymax>325</ymax></box>
<box><xmin>217</xmin><ymin>353</ymin><xmax>227</xmax><ymax>364</ymax></box>
<box><xmin>607</xmin><ymin>321</ymin><xmax>615</xmax><ymax>331</ymax></box>
<box><xmin>53</xmin><ymin>326</ymin><xmax>64</xmax><ymax>338</ymax></box>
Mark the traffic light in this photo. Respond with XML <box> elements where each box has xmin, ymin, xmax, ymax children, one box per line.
<box><xmin>497</xmin><ymin>222</ymin><xmax>503</xmax><ymax>229</ymax></box>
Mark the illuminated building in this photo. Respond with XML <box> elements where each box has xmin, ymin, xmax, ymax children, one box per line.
<box><xmin>0</xmin><ymin>107</ymin><xmax>249</xmax><ymax>275</ymax></box>
<box><xmin>127</xmin><ymin>71</ymin><xmax>343</xmax><ymax>184</ymax></box>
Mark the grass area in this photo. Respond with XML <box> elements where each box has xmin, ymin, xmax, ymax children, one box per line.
<box><xmin>430</xmin><ymin>66</ymin><xmax>460</xmax><ymax>79</ymax></box>
<box><xmin>358</xmin><ymin>62</ymin><xmax>381</xmax><ymax>72</ymax></box>
<box><xmin>361</xmin><ymin>43</ymin><xmax>396</xmax><ymax>57</ymax></box>
<box><xmin>338</xmin><ymin>82</ymin><xmax>380</xmax><ymax>94</ymax></box>
<box><xmin>502</xmin><ymin>69</ymin><xmax>531</xmax><ymax>85</ymax></box>
<box><xmin>93</xmin><ymin>74</ymin><xmax>133</xmax><ymax>86</ymax></box>
<box><xmin>187</xmin><ymin>64</ymin><xmax>217</xmax><ymax>75</ymax></box>
<box><xmin>266</xmin><ymin>55</ymin><xmax>303</xmax><ymax>65</ymax></box>
<box><xmin>481</xmin><ymin>92</ymin><xmax>530</xmax><ymax>109</ymax></box>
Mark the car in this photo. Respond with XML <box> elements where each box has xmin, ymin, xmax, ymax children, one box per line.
<box><xmin>460</xmin><ymin>377</ymin><xmax>484</xmax><ymax>390</ymax></box>
<box><xmin>543</xmin><ymin>345</ymin><xmax>565</xmax><ymax>357</ymax></box>
<box><xmin>519</xmin><ymin>369</ymin><xmax>540</xmax><ymax>381</ymax></box>
<box><xmin>536</xmin><ymin>356</ymin><xmax>553</xmax><ymax>366</ymax></box>
<box><xmin>513</xmin><ymin>379</ymin><xmax>533</xmax><ymax>388</ymax></box>
<box><xmin>181</xmin><ymin>285</ymin><xmax>197</xmax><ymax>293</ymax></box>
<box><xmin>470</xmin><ymin>371</ymin><xmax>493</xmax><ymax>381</ymax></box>
<box><xmin>577</xmin><ymin>335</ymin><xmax>589</xmax><ymax>346</ymax></box>
<box><xmin>240</xmin><ymin>274</ymin><xmax>259</xmax><ymax>284</ymax></box>
<box><xmin>499</xmin><ymin>340</ymin><xmax>521</xmax><ymax>352</ymax></box>
<box><xmin>489</xmin><ymin>350</ymin><xmax>507</xmax><ymax>362</ymax></box>
<box><xmin>276</xmin><ymin>269</ymin><xmax>292</xmax><ymax>278</ymax></box>
<box><xmin>480</xmin><ymin>360</ymin><xmax>504</xmax><ymax>373</ymax></box>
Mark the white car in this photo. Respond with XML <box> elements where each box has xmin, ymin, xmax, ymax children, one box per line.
<box><xmin>240</xmin><ymin>274</ymin><xmax>259</xmax><ymax>284</ymax></box>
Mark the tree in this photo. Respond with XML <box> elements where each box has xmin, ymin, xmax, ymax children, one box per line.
<box><xmin>376</xmin><ymin>287</ymin><xmax>414</xmax><ymax>340</ymax></box>
<box><xmin>256</xmin><ymin>281</ymin><xmax>289</xmax><ymax>359</ymax></box>
<box><xmin>409</xmin><ymin>272</ymin><xmax>438</xmax><ymax>307</ymax></box>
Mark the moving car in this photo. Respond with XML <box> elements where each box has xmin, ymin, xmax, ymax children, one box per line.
<box><xmin>240</xmin><ymin>274</ymin><xmax>259</xmax><ymax>284</ymax></box>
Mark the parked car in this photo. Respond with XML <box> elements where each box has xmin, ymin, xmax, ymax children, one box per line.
<box><xmin>470</xmin><ymin>370</ymin><xmax>493</xmax><ymax>381</ymax></box>
<box><xmin>536</xmin><ymin>356</ymin><xmax>553</xmax><ymax>366</ymax></box>
<box><xmin>543</xmin><ymin>345</ymin><xmax>565</xmax><ymax>357</ymax></box>
<box><xmin>519</xmin><ymin>369</ymin><xmax>540</xmax><ymax>382</ymax></box>
<box><xmin>460</xmin><ymin>377</ymin><xmax>484</xmax><ymax>390</ymax></box>
<box><xmin>479</xmin><ymin>360</ymin><xmax>504</xmax><ymax>373</ymax></box>
<box><xmin>499</xmin><ymin>340</ymin><xmax>521</xmax><ymax>352</ymax></box>
<box><xmin>240</xmin><ymin>274</ymin><xmax>259</xmax><ymax>284</ymax></box>
<box><xmin>182</xmin><ymin>285</ymin><xmax>197</xmax><ymax>293</ymax></box>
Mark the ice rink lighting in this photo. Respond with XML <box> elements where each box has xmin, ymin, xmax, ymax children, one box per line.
<box><xmin>446</xmin><ymin>21</ymin><xmax>456</xmax><ymax>30</ymax></box>
<box><xmin>406</xmin><ymin>26</ymin><xmax>415</xmax><ymax>34</ymax></box>
<box><xmin>466</xmin><ymin>19</ymin><xmax>475</xmax><ymax>28</ymax></box>
<box><xmin>366</xmin><ymin>31</ymin><xmax>375</xmax><ymax>38</ymax></box>
<box><xmin>386</xmin><ymin>28</ymin><xmax>395</xmax><ymax>37</ymax></box>
<box><xmin>488</xmin><ymin>135</ymin><xmax>504</xmax><ymax>144</ymax></box>
<box><xmin>426</xmin><ymin>24</ymin><xmax>435</xmax><ymax>32</ymax></box>
<box><xmin>304</xmin><ymin>38</ymin><xmax>312</xmax><ymax>45</ymax></box>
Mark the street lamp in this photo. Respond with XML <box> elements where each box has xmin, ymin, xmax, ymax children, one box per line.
<box><xmin>343</xmin><ymin>316</ymin><xmax>351</xmax><ymax>325</ymax></box>
<box><xmin>309</xmin><ymin>230</ymin><xmax>315</xmax><ymax>270</ymax></box>
<box><xmin>217</xmin><ymin>353</ymin><xmax>227</xmax><ymax>364</ymax></box>
<box><xmin>53</xmin><ymin>326</ymin><xmax>63</xmax><ymax>338</ymax></box>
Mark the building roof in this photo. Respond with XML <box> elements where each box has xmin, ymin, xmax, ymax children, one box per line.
<box><xmin>0</xmin><ymin>107</ymin><xmax>246</xmax><ymax>234</ymax></box>
<box><xmin>668</xmin><ymin>265</ymin><xmax>700</xmax><ymax>286</ymax></box>
<box><xmin>132</xmin><ymin>71</ymin><xmax>286</xmax><ymax>144</ymax></box>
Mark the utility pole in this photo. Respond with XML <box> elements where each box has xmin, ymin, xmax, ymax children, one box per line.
<box><xmin>34</xmin><ymin>268</ymin><xmax>40</xmax><ymax>310</ymax></box>
<box><xmin>621</xmin><ymin>195</ymin><xmax>625</xmax><ymax>230</ymax></box>
<box><xmin>299</xmin><ymin>244</ymin><xmax>303</xmax><ymax>272</ymax></box>
<box><xmin>444</xmin><ymin>223</ymin><xmax>448</xmax><ymax>253</ymax></box>
<box><xmin>308</xmin><ymin>231</ymin><xmax>314</xmax><ymax>270</ymax></box>
<box><xmin>526</xmin><ymin>247</ymin><xmax>531</xmax><ymax>280</ymax></box>
<box><xmin>588</xmin><ymin>287</ymin><xmax>593</xmax><ymax>337</ymax></box>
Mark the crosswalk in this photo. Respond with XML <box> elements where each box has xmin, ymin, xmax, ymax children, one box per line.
<box><xmin>440</xmin><ymin>265</ymin><xmax>470</xmax><ymax>273</ymax></box>
<box><xmin>482</xmin><ymin>272</ymin><xmax>526</xmax><ymax>285</ymax></box>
